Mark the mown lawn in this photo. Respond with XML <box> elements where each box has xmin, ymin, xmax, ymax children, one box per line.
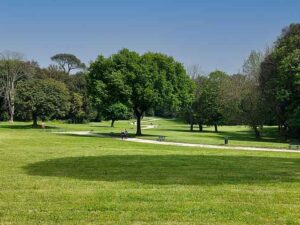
<box><xmin>0</xmin><ymin>121</ymin><xmax>300</xmax><ymax>224</ymax></box>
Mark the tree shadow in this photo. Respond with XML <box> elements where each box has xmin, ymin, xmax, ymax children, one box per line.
<box><xmin>23</xmin><ymin>155</ymin><xmax>300</xmax><ymax>185</ymax></box>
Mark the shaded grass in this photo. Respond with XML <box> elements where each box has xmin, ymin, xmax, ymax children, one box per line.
<box><xmin>25</xmin><ymin>154</ymin><xmax>300</xmax><ymax>185</ymax></box>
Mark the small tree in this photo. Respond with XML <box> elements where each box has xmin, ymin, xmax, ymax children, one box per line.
<box><xmin>16</xmin><ymin>79</ymin><xmax>70</xmax><ymax>126</ymax></box>
<box><xmin>104</xmin><ymin>103</ymin><xmax>131</xmax><ymax>127</ymax></box>
<box><xmin>51</xmin><ymin>53</ymin><xmax>85</xmax><ymax>75</ymax></box>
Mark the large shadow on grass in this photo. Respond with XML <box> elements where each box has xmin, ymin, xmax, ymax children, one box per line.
<box><xmin>24</xmin><ymin>155</ymin><xmax>300</xmax><ymax>185</ymax></box>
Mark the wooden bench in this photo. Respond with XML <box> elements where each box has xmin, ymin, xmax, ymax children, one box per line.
<box><xmin>157</xmin><ymin>136</ymin><xmax>166</xmax><ymax>141</ymax></box>
<box><xmin>289</xmin><ymin>143</ymin><xmax>300</xmax><ymax>150</ymax></box>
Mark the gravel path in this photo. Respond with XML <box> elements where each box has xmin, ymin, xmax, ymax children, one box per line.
<box><xmin>124</xmin><ymin>138</ymin><xmax>300</xmax><ymax>153</ymax></box>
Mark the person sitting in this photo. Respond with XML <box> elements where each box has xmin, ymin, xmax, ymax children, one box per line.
<box><xmin>121</xmin><ymin>131</ymin><xmax>125</xmax><ymax>140</ymax></box>
<box><xmin>124</xmin><ymin>129</ymin><xmax>128</xmax><ymax>139</ymax></box>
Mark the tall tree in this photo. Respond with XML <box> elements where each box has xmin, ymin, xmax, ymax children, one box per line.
<box><xmin>88</xmin><ymin>49</ymin><xmax>194</xmax><ymax>135</ymax></box>
<box><xmin>0</xmin><ymin>51</ymin><xmax>34</xmax><ymax>122</ymax></box>
<box><xmin>51</xmin><ymin>53</ymin><xmax>85</xmax><ymax>75</ymax></box>
<box><xmin>241</xmin><ymin>51</ymin><xmax>265</xmax><ymax>138</ymax></box>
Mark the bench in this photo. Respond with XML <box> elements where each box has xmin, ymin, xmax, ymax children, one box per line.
<box><xmin>157</xmin><ymin>136</ymin><xmax>166</xmax><ymax>141</ymax></box>
<box><xmin>289</xmin><ymin>143</ymin><xmax>300</xmax><ymax>150</ymax></box>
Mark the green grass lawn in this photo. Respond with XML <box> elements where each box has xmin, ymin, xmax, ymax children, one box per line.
<box><xmin>0</xmin><ymin>120</ymin><xmax>300</xmax><ymax>224</ymax></box>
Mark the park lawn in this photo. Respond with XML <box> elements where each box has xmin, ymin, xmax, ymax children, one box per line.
<box><xmin>1</xmin><ymin>122</ymin><xmax>300</xmax><ymax>224</ymax></box>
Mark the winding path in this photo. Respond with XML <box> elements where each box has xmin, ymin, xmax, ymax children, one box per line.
<box><xmin>124</xmin><ymin>138</ymin><xmax>300</xmax><ymax>153</ymax></box>
<box><xmin>53</xmin><ymin>127</ymin><xmax>299</xmax><ymax>154</ymax></box>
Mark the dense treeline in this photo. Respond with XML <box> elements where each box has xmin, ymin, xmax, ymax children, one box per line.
<box><xmin>0</xmin><ymin>23</ymin><xmax>299</xmax><ymax>139</ymax></box>
<box><xmin>187</xmin><ymin>24</ymin><xmax>300</xmax><ymax>139</ymax></box>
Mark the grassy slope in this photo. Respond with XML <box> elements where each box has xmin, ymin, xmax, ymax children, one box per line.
<box><xmin>0</xmin><ymin>121</ymin><xmax>300</xmax><ymax>224</ymax></box>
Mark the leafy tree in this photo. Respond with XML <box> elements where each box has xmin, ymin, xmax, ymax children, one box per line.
<box><xmin>88</xmin><ymin>49</ymin><xmax>194</xmax><ymax>135</ymax></box>
<box><xmin>241</xmin><ymin>50</ymin><xmax>265</xmax><ymax>138</ymax></box>
<box><xmin>87</xmin><ymin>55</ymin><xmax>132</xmax><ymax>125</ymax></box>
<box><xmin>190</xmin><ymin>71</ymin><xmax>229</xmax><ymax>132</ymax></box>
<box><xmin>104</xmin><ymin>102</ymin><xmax>131</xmax><ymax>127</ymax></box>
<box><xmin>15</xmin><ymin>79</ymin><xmax>70</xmax><ymax>126</ymax></box>
<box><xmin>51</xmin><ymin>53</ymin><xmax>85</xmax><ymax>75</ymax></box>
<box><xmin>0</xmin><ymin>51</ymin><xmax>34</xmax><ymax>122</ymax></box>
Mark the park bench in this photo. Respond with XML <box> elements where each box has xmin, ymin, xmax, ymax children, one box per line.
<box><xmin>289</xmin><ymin>142</ymin><xmax>300</xmax><ymax>150</ymax></box>
<box><xmin>157</xmin><ymin>136</ymin><xmax>166</xmax><ymax>141</ymax></box>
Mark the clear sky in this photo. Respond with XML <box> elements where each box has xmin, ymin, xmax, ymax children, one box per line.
<box><xmin>0</xmin><ymin>0</ymin><xmax>299</xmax><ymax>74</ymax></box>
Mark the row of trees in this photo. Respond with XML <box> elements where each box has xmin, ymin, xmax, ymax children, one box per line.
<box><xmin>0</xmin><ymin>50</ymin><xmax>194</xmax><ymax>136</ymax></box>
<box><xmin>187</xmin><ymin>51</ymin><xmax>265</xmax><ymax>138</ymax></box>
<box><xmin>0</xmin><ymin>23</ymin><xmax>299</xmax><ymax>139</ymax></box>
<box><xmin>187</xmin><ymin>23</ymin><xmax>300</xmax><ymax>139</ymax></box>
<box><xmin>0</xmin><ymin>53</ymin><xmax>90</xmax><ymax>125</ymax></box>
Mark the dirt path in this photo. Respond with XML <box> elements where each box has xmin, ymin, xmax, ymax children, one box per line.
<box><xmin>124</xmin><ymin>138</ymin><xmax>300</xmax><ymax>153</ymax></box>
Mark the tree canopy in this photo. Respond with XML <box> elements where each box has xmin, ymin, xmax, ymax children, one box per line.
<box><xmin>259</xmin><ymin>23</ymin><xmax>300</xmax><ymax>138</ymax></box>
<box><xmin>15</xmin><ymin>79</ymin><xmax>70</xmax><ymax>126</ymax></box>
<box><xmin>51</xmin><ymin>53</ymin><xmax>85</xmax><ymax>75</ymax></box>
<box><xmin>87</xmin><ymin>49</ymin><xmax>194</xmax><ymax>135</ymax></box>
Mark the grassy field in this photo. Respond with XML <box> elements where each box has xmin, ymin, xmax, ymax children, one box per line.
<box><xmin>0</xmin><ymin>119</ymin><xmax>300</xmax><ymax>224</ymax></box>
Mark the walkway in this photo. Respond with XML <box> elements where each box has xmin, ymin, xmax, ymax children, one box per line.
<box><xmin>124</xmin><ymin>138</ymin><xmax>300</xmax><ymax>153</ymax></box>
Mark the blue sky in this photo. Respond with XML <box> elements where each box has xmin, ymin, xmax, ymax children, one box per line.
<box><xmin>0</xmin><ymin>0</ymin><xmax>299</xmax><ymax>74</ymax></box>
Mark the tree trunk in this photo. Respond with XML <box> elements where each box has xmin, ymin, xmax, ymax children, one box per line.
<box><xmin>189</xmin><ymin>112</ymin><xmax>194</xmax><ymax>132</ymax></box>
<box><xmin>190</xmin><ymin>123</ymin><xmax>194</xmax><ymax>132</ymax></box>
<box><xmin>111</xmin><ymin>119</ymin><xmax>115</xmax><ymax>127</ymax></box>
<box><xmin>199</xmin><ymin>124</ymin><xmax>203</xmax><ymax>132</ymax></box>
<box><xmin>214</xmin><ymin>124</ymin><xmax>218</xmax><ymax>132</ymax></box>
<box><xmin>135</xmin><ymin>108</ymin><xmax>143</xmax><ymax>136</ymax></box>
<box><xmin>8</xmin><ymin>87</ymin><xmax>15</xmax><ymax>123</ymax></box>
<box><xmin>9</xmin><ymin>106</ymin><xmax>14</xmax><ymax>123</ymax></box>
<box><xmin>253</xmin><ymin>126</ymin><xmax>260</xmax><ymax>139</ymax></box>
<box><xmin>32</xmin><ymin>113</ymin><xmax>38</xmax><ymax>127</ymax></box>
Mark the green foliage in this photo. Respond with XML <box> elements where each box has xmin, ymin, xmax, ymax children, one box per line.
<box><xmin>289</xmin><ymin>107</ymin><xmax>300</xmax><ymax>138</ymax></box>
<box><xmin>68</xmin><ymin>92</ymin><xmax>85</xmax><ymax>123</ymax></box>
<box><xmin>87</xmin><ymin>49</ymin><xmax>194</xmax><ymax>135</ymax></box>
<box><xmin>15</xmin><ymin>79</ymin><xmax>70</xmax><ymax>126</ymax></box>
<box><xmin>104</xmin><ymin>102</ymin><xmax>131</xmax><ymax>127</ymax></box>
<box><xmin>260</xmin><ymin>23</ymin><xmax>300</xmax><ymax>138</ymax></box>
<box><xmin>191</xmin><ymin>71</ymin><xmax>228</xmax><ymax>132</ymax></box>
